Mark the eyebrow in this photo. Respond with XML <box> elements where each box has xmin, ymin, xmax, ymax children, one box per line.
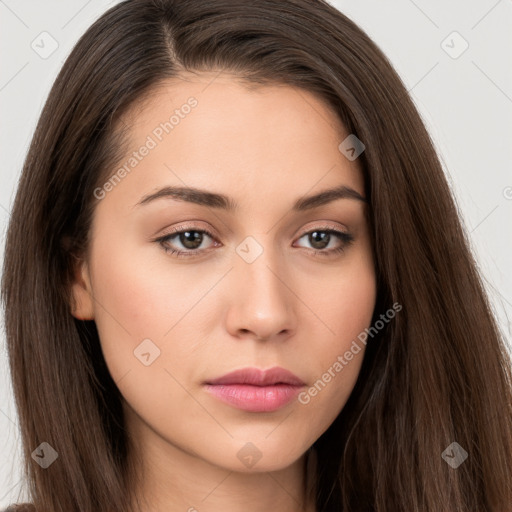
<box><xmin>134</xmin><ymin>184</ymin><xmax>367</xmax><ymax>211</ymax></box>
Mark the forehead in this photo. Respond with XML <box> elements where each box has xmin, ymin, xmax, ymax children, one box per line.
<box><xmin>98</xmin><ymin>72</ymin><xmax>365</xmax><ymax>213</ymax></box>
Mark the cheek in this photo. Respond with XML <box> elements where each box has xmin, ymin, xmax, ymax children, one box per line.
<box><xmin>86</xmin><ymin>231</ymin><xmax>190</xmax><ymax>382</ymax></box>
<box><xmin>322</xmin><ymin>272</ymin><xmax>375</xmax><ymax>334</ymax></box>
<box><xmin>86</xmin><ymin>228</ymin><xmax>230</xmax><ymax>405</ymax></box>
<box><xmin>302</xmin><ymin>241</ymin><xmax>377</xmax><ymax>349</ymax></box>
<box><xmin>89</xmin><ymin>224</ymin><xmax>207</xmax><ymax>335</ymax></box>
<box><xmin>293</xmin><ymin>315</ymin><xmax>374</xmax><ymax>449</ymax></box>
<box><xmin>295</xmin><ymin>248</ymin><xmax>376</xmax><ymax>423</ymax></box>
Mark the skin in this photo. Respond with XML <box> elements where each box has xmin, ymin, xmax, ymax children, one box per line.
<box><xmin>71</xmin><ymin>72</ymin><xmax>377</xmax><ymax>512</ymax></box>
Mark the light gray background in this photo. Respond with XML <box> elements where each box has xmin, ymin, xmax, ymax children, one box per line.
<box><xmin>1</xmin><ymin>0</ymin><xmax>511</xmax><ymax>506</ymax></box>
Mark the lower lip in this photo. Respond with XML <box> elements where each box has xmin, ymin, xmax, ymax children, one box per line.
<box><xmin>203</xmin><ymin>383</ymin><xmax>303</xmax><ymax>412</ymax></box>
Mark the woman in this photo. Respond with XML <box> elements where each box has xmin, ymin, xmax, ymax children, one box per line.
<box><xmin>2</xmin><ymin>0</ymin><xmax>511</xmax><ymax>511</ymax></box>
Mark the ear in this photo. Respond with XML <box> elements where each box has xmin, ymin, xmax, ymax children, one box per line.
<box><xmin>70</xmin><ymin>257</ymin><xmax>95</xmax><ymax>320</ymax></box>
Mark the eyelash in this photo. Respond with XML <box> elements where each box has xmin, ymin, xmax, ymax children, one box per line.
<box><xmin>155</xmin><ymin>224</ymin><xmax>354</xmax><ymax>259</ymax></box>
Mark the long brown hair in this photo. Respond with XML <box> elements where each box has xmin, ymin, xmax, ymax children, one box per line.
<box><xmin>2</xmin><ymin>1</ymin><xmax>511</xmax><ymax>511</ymax></box>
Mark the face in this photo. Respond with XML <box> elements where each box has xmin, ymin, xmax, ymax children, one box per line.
<box><xmin>71</xmin><ymin>72</ymin><xmax>376</xmax><ymax>477</ymax></box>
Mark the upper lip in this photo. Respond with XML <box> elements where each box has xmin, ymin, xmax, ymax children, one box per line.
<box><xmin>205</xmin><ymin>366</ymin><xmax>305</xmax><ymax>386</ymax></box>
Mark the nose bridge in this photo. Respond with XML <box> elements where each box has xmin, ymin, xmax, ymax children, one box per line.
<box><xmin>226</xmin><ymin>234</ymin><xmax>296</xmax><ymax>339</ymax></box>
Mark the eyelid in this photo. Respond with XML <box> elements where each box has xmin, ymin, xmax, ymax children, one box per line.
<box><xmin>297</xmin><ymin>221</ymin><xmax>349</xmax><ymax>236</ymax></box>
<box><xmin>156</xmin><ymin>220</ymin><xmax>348</xmax><ymax>241</ymax></box>
<box><xmin>293</xmin><ymin>224</ymin><xmax>354</xmax><ymax>251</ymax></box>
<box><xmin>155</xmin><ymin>220</ymin><xmax>354</xmax><ymax>257</ymax></box>
<box><xmin>154</xmin><ymin>222</ymin><xmax>220</xmax><ymax>257</ymax></box>
<box><xmin>157</xmin><ymin>221</ymin><xmax>219</xmax><ymax>240</ymax></box>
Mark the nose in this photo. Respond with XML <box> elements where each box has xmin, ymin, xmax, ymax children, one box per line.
<box><xmin>224</xmin><ymin>246</ymin><xmax>297</xmax><ymax>342</ymax></box>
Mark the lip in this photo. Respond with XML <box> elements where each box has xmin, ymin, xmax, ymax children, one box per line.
<box><xmin>205</xmin><ymin>366</ymin><xmax>306</xmax><ymax>386</ymax></box>
<box><xmin>203</xmin><ymin>367</ymin><xmax>306</xmax><ymax>412</ymax></box>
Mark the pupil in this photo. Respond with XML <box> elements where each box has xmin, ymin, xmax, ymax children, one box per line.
<box><xmin>310</xmin><ymin>231</ymin><xmax>329</xmax><ymax>249</ymax></box>
<box><xmin>180</xmin><ymin>231</ymin><xmax>202</xmax><ymax>249</ymax></box>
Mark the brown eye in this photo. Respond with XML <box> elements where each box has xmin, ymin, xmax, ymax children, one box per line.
<box><xmin>307</xmin><ymin>230</ymin><xmax>331</xmax><ymax>250</ymax></box>
<box><xmin>295</xmin><ymin>228</ymin><xmax>354</xmax><ymax>257</ymax></box>
<box><xmin>156</xmin><ymin>227</ymin><xmax>217</xmax><ymax>257</ymax></box>
<box><xmin>175</xmin><ymin>231</ymin><xmax>204</xmax><ymax>250</ymax></box>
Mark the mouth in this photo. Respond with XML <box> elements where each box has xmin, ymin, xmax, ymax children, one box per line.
<box><xmin>203</xmin><ymin>366</ymin><xmax>306</xmax><ymax>412</ymax></box>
